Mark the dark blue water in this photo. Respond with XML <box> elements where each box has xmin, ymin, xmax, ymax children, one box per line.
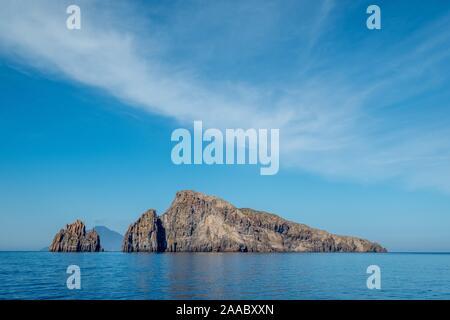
<box><xmin>0</xmin><ymin>252</ymin><xmax>449</xmax><ymax>299</ymax></box>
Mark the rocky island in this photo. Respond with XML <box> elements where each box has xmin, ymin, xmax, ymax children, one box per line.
<box><xmin>122</xmin><ymin>190</ymin><xmax>386</xmax><ymax>253</ymax></box>
<box><xmin>49</xmin><ymin>220</ymin><xmax>101</xmax><ymax>252</ymax></box>
<box><xmin>50</xmin><ymin>191</ymin><xmax>386</xmax><ymax>253</ymax></box>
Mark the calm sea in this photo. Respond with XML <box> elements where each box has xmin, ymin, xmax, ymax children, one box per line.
<box><xmin>0</xmin><ymin>252</ymin><xmax>449</xmax><ymax>299</ymax></box>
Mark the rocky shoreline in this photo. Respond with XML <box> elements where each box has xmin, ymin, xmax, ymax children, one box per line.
<box><xmin>50</xmin><ymin>190</ymin><xmax>387</xmax><ymax>253</ymax></box>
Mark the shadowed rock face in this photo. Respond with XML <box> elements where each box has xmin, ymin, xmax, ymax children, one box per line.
<box><xmin>122</xmin><ymin>209</ymin><xmax>165</xmax><ymax>252</ymax></box>
<box><xmin>49</xmin><ymin>220</ymin><xmax>101</xmax><ymax>252</ymax></box>
<box><xmin>123</xmin><ymin>191</ymin><xmax>386</xmax><ymax>253</ymax></box>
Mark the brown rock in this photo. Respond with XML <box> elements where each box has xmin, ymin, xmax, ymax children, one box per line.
<box><xmin>49</xmin><ymin>220</ymin><xmax>101</xmax><ymax>252</ymax></box>
<box><xmin>122</xmin><ymin>209</ymin><xmax>165</xmax><ymax>252</ymax></box>
<box><xmin>123</xmin><ymin>190</ymin><xmax>387</xmax><ymax>253</ymax></box>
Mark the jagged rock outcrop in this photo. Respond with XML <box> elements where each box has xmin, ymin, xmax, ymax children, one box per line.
<box><xmin>123</xmin><ymin>190</ymin><xmax>386</xmax><ymax>253</ymax></box>
<box><xmin>122</xmin><ymin>209</ymin><xmax>165</xmax><ymax>252</ymax></box>
<box><xmin>50</xmin><ymin>220</ymin><xmax>101</xmax><ymax>252</ymax></box>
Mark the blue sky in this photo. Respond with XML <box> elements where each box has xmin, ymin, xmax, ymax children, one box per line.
<box><xmin>1</xmin><ymin>0</ymin><xmax>450</xmax><ymax>251</ymax></box>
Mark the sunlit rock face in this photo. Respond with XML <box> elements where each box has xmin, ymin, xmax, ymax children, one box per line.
<box><xmin>50</xmin><ymin>220</ymin><xmax>101</xmax><ymax>252</ymax></box>
<box><xmin>122</xmin><ymin>209</ymin><xmax>165</xmax><ymax>252</ymax></box>
<box><xmin>123</xmin><ymin>190</ymin><xmax>387</xmax><ymax>253</ymax></box>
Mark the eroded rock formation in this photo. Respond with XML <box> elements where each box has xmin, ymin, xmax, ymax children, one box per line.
<box><xmin>122</xmin><ymin>209</ymin><xmax>165</xmax><ymax>252</ymax></box>
<box><xmin>123</xmin><ymin>190</ymin><xmax>386</xmax><ymax>253</ymax></box>
<box><xmin>49</xmin><ymin>220</ymin><xmax>101</xmax><ymax>252</ymax></box>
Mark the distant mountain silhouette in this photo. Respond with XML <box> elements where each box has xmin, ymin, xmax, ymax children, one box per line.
<box><xmin>94</xmin><ymin>226</ymin><xmax>123</xmax><ymax>251</ymax></box>
<box><xmin>50</xmin><ymin>220</ymin><xmax>101</xmax><ymax>252</ymax></box>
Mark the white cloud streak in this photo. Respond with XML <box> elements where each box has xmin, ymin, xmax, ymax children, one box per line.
<box><xmin>1</xmin><ymin>0</ymin><xmax>450</xmax><ymax>192</ymax></box>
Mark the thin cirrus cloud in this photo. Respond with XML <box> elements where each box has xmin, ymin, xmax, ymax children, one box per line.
<box><xmin>1</xmin><ymin>0</ymin><xmax>450</xmax><ymax>192</ymax></box>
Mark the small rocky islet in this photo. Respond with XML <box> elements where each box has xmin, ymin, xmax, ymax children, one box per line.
<box><xmin>49</xmin><ymin>220</ymin><xmax>101</xmax><ymax>252</ymax></box>
<box><xmin>49</xmin><ymin>190</ymin><xmax>387</xmax><ymax>253</ymax></box>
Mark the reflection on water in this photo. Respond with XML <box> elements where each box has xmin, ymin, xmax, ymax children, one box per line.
<box><xmin>0</xmin><ymin>252</ymin><xmax>449</xmax><ymax>299</ymax></box>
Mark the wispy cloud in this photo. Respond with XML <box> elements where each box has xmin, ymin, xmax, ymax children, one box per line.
<box><xmin>1</xmin><ymin>0</ymin><xmax>450</xmax><ymax>192</ymax></box>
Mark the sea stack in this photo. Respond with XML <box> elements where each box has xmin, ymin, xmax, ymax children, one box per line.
<box><xmin>123</xmin><ymin>190</ymin><xmax>387</xmax><ymax>253</ymax></box>
<box><xmin>122</xmin><ymin>209</ymin><xmax>165</xmax><ymax>252</ymax></box>
<box><xmin>49</xmin><ymin>220</ymin><xmax>101</xmax><ymax>252</ymax></box>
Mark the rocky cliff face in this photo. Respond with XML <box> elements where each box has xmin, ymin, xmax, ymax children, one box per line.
<box><xmin>122</xmin><ymin>209</ymin><xmax>165</xmax><ymax>252</ymax></box>
<box><xmin>123</xmin><ymin>190</ymin><xmax>386</xmax><ymax>253</ymax></box>
<box><xmin>49</xmin><ymin>220</ymin><xmax>101</xmax><ymax>252</ymax></box>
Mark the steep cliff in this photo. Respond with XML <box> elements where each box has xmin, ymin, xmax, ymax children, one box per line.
<box><xmin>49</xmin><ymin>220</ymin><xmax>101</xmax><ymax>252</ymax></box>
<box><xmin>123</xmin><ymin>190</ymin><xmax>386</xmax><ymax>253</ymax></box>
<box><xmin>122</xmin><ymin>209</ymin><xmax>165</xmax><ymax>252</ymax></box>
